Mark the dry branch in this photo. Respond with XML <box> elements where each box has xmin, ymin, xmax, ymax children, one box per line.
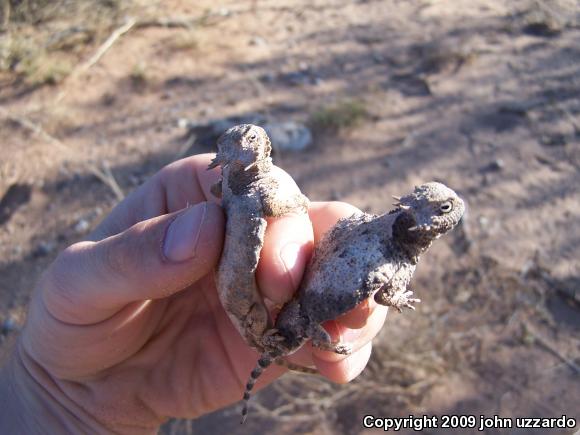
<box><xmin>78</xmin><ymin>17</ymin><xmax>137</xmax><ymax>73</ymax></box>
<box><xmin>0</xmin><ymin>107</ymin><xmax>124</xmax><ymax>202</ymax></box>
<box><xmin>523</xmin><ymin>321</ymin><xmax>580</xmax><ymax>375</ymax></box>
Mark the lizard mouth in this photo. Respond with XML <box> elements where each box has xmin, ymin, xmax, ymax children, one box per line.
<box><xmin>406</xmin><ymin>215</ymin><xmax>440</xmax><ymax>233</ymax></box>
<box><xmin>408</xmin><ymin>224</ymin><xmax>433</xmax><ymax>232</ymax></box>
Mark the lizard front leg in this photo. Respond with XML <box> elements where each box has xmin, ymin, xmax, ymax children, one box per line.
<box><xmin>374</xmin><ymin>278</ymin><xmax>421</xmax><ymax>312</ymax></box>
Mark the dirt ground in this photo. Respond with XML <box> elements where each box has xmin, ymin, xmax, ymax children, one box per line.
<box><xmin>0</xmin><ymin>0</ymin><xmax>579</xmax><ymax>434</ymax></box>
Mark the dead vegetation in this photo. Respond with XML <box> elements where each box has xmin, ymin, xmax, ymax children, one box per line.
<box><xmin>0</xmin><ymin>0</ymin><xmax>132</xmax><ymax>86</ymax></box>
<box><xmin>309</xmin><ymin>99</ymin><xmax>370</xmax><ymax>134</ymax></box>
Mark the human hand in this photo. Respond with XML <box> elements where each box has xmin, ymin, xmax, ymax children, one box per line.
<box><xmin>0</xmin><ymin>154</ymin><xmax>388</xmax><ymax>433</ymax></box>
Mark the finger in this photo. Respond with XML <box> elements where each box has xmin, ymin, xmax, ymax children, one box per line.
<box><xmin>337</xmin><ymin>298</ymin><xmax>379</xmax><ymax>329</ymax></box>
<box><xmin>313</xmin><ymin>304</ymin><xmax>388</xmax><ymax>363</ymax></box>
<box><xmin>257</xmin><ymin>215</ymin><xmax>313</xmax><ymax>304</ymax></box>
<box><xmin>256</xmin><ymin>167</ymin><xmax>314</xmax><ymax>304</ymax></box>
<box><xmin>308</xmin><ymin>201</ymin><xmax>362</xmax><ymax>244</ymax></box>
<box><xmin>259</xmin><ymin>201</ymin><xmax>359</xmax><ymax>303</ymax></box>
<box><xmin>42</xmin><ymin>202</ymin><xmax>225</xmax><ymax>324</ymax></box>
<box><xmin>90</xmin><ymin>154</ymin><xmax>221</xmax><ymax>240</ymax></box>
<box><xmin>315</xmin><ymin>341</ymin><xmax>373</xmax><ymax>383</ymax></box>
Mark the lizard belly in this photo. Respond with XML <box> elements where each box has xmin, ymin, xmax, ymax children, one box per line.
<box><xmin>216</xmin><ymin>197</ymin><xmax>270</xmax><ymax>348</ymax></box>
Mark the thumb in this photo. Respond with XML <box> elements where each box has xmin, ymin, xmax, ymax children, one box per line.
<box><xmin>42</xmin><ymin>202</ymin><xmax>224</xmax><ymax>325</ymax></box>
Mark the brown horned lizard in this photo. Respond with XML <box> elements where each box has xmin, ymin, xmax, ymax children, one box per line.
<box><xmin>240</xmin><ymin>182</ymin><xmax>465</xmax><ymax>422</ymax></box>
<box><xmin>208</xmin><ymin>124</ymin><xmax>309</xmax><ymax>351</ymax></box>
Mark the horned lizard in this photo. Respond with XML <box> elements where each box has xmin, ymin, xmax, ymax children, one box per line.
<box><xmin>208</xmin><ymin>124</ymin><xmax>309</xmax><ymax>350</ymax></box>
<box><xmin>240</xmin><ymin>182</ymin><xmax>465</xmax><ymax>422</ymax></box>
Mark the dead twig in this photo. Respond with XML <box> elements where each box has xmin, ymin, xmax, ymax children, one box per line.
<box><xmin>85</xmin><ymin>160</ymin><xmax>124</xmax><ymax>203</ymax></box>
<box><xmin>523</xmin><ymin>321</ymin><xmax>580</xmax><ymax>375</ymax></box>
<box><xmin>0</xmin><ymin>107</ymin><xmax>124</xmax><ymax>202</ymax></box>
<box><xmin>54</xmin><ymin>17</ymin><xmax>137</xmax><ymax>104</ymax></box>
<box><xmin>135</xmin><ymin>17</ymin><xmax>197</xmax><ymax>29</ymax></box>
<box><xmin>78</xmin><ymin>17</ymin><xmax>137</xmax><ymax>73</ymax></box>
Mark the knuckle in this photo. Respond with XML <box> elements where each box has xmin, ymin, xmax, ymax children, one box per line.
<box><xmin>42</xmin><ymin>241</ymin><xmax>93</xmax><ymax>316</ymax></box>
<box><xmin>102</xmin><ymin>228</ymin><xmax>143</xmax><ymax>279</ymax></box>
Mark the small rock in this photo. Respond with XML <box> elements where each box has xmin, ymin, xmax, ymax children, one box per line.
<box><xmin>181</xmin><ymin>114</ymin><xmax>267</xmax><ymax>153</ymax></box>
<box><xmin>249</xmin><ymin>36</ymin><xmax>267</xmax><ymax>46</ymax></box>
<box><xmin>1</xmin><ymin>315</ymin><xmax>20</xmax><ymax>334</ymax></box>
<box><xmin>0</xmin><ymin>183</ymin><xmax>32</xmax><ymax>226</ymax></box>
<box><xmin>263</xmin><ymin>121</ymin><xmax>313</xmax><ymax>152</ymax></box>
<box><xmin>540</xmin><ymin>133</ymin><xmax>566</xmax><ymax>147</ymax></box>
<box><xmin>282</xmin><ymin>71</ymin><xmax>311</xmax><ymax>86</ymax></box>
<box><xmin>298</xmin><ymin>61</ymin><xmax>309</xmax><ymax>71</ymax></box>
<box><xmin>33</xmin><ymin>240</ymin><xmax>56</xmax><ymax>258</ymax></box>
<box><xmin>454</xmin><ymin>290</ymin><xmax>472</xmax><ymax>304</ymax></box>
<box><xmin>478</xmin><ymin>216</ymin><xmax>489</xmax><ymax>228</ymax></box>
<box><xmin>390</xmin><ymin>74</ymin><xmax>431</xmax><ymax>97</ymax></box>
<box><xmin>312</xmin><ymin>77</ymin><xmax>324</xmax><ymax>86</ymax></box>
<box><xmin>177</xmin><ymin>118</ymin><xmax>193</xmax><ymax>129</ymax></box>
<box><xmin>372</xmin><ymin>53</ymin><xmax>385</xmax><ymax>64</ymax></box>
<box><xmin>259</xmin><ymin>72</ymin><xmax>276</xmax><ymax>84</ymax></box>
<box><xmin>74</xmin><ymin>219</ymin><xmax>90</xmax><ymax>234</ymax></box>
<box><xmin>481</xmin><ymin>158</ymin><xmax>505</xmax><ymax>173</ymax></box>
<box><xmin>199</xmin><ymin>106</ymin><xmax>215</xmax><ymax>117</ymax></box>
<box><xmin>522</xmin><ymin>21</ymin><xmax>561</xmax><ymax>38</ymax></box>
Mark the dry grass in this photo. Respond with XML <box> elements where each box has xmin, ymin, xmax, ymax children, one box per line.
<box><xmin>309</xmin><ymin>99</ymin><xmax>370</xmax><ymax>134</ymax></box>
<box><xmin>0</xmin><ymin>0</ymin><xmax>134</xmax><ymax>86</ymax></box>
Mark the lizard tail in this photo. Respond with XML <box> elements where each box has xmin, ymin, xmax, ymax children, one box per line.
<box><xmin>241</xmin><ymin>354</ymin><xmax>274</xmax><ymax>424</ymax></box>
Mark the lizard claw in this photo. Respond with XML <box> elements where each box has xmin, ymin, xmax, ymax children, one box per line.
<box><xmin>386</xmin><ymin>290</ymin><xmax>421</xmax><ymax>312</ymax></box>
<box><xmin>333</xmin><ymin>343</ymin><xmax>353</xmax><ymax>355</ymax></box>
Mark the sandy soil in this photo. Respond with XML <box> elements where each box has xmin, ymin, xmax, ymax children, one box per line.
<box><xmin>0</xmin><ymin>1</ymin><xmax>579</xmax><ymax>434</ymax></box>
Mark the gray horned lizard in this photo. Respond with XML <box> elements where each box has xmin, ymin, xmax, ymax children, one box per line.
<box><xmin>241</xmin><ymin>182</ymin><xmax>465</xmax><ymax>422</ymax></box>
<box><xmin>208</xmin><ymin>124</ymin><xmax>309</xmax><ymax>350</ymax></box>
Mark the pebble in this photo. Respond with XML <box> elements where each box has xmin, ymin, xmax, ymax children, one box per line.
<box><xmin>263</xmin><ymin>121</ymin><xmax>313</xmax><ymax>152</ymax></box>
<box><xmin>33</xmin><ymin>240</ymin><xmax>56</xmax><ymax>257</ymax></box>
<box><xmin>478</xmin><ymin>216</ymin><xmax>489</xmax><ymax>228</ymax></box>
<box><xmin>249</xmin><ymin>36</ymin><xmax>267</xmax><ymax>46</ymax></box>
<box><xmin>74</xmin><ymin>219</ymin><xmax>90</xmax><ymax>234</ymax></box>
<box><xmin>1</xmin><ymin>315</ymin><xmax>20</xmax><ymax>334</ymax></box>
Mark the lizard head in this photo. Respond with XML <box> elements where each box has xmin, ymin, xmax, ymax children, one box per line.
<box><xmin>209</xmin><ymin>124</ymin><xmax>272</xmax><ymax>171</ymax></box>
<box><xmin>394</xmin><ymin>182</ymin><xmax>465</xmax><ymax>238</ymax></box>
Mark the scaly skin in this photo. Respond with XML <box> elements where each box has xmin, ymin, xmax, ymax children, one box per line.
<box><xmin>208</xmin><ymin>124</ymin><xmax>309</xmax><ymax>350</ymax></box>
<box><xmin>241</xmin><ymin>182</ymin><xmax>466</xmax><ymax>422</ymax></box>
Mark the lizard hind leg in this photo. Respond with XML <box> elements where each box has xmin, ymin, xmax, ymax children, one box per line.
<box><xmin>241</xmin><ymin>354</ymin><xmax>274</xmax><ymax>424</ymax></box>
<box><xmin>308</xmin><ymin>323</ymin><xmax>352</xmax><ymax>355</ymax></box>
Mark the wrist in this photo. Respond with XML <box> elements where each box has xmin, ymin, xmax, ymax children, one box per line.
<box><xmin>0</xmin><ymin>340</ymin><xmax>105</xmax><ymax>434</ymax></box>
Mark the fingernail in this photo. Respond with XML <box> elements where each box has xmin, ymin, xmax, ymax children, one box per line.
<box><xmin>346</xmin><ymin>342</ymin><xmax>372</xmax><ymax>381</ymax></box>
<box><xmin>342</xmin><ymin>327</ymin><xmax>363</xmax><ymax>343</ymax></box>
<box><xmin>280</xmin><ymin>242</ymin><xmax>302</xmax><ymax>289</ymax></box>
<box><xmin>163</xmin><ymin>203</ymin><xmax>207</xmax><ymax>262</ymax></box>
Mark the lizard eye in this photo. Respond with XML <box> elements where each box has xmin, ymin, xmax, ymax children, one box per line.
<box><xmin>440</xmin><ymin>201</ymin><xmax>453</xmax><ymax>213</ymax></box>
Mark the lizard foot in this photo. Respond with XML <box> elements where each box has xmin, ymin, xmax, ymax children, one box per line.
<box><xmin>381</xmin><ymin>290</ymin><xmax>421</xmax><ymax>312</ymax></box>
<box><xmin>260</xmin><ymin>328</ymin><xmax>286</xmax><ymax>350</ymax></box>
